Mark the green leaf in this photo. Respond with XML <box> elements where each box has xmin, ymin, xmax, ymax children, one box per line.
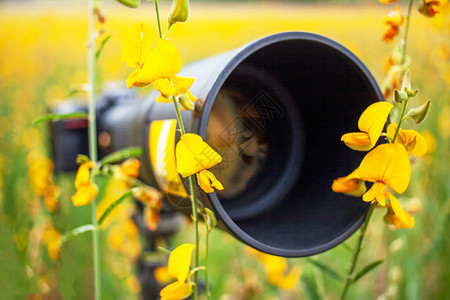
<box><xmin>32</xmin><ymin>112</ymin><xmax>88</xmax><ymax>125</ymax></box>
<box><xmin>100</xmin><ymin>147</ymin><xmax>143</xmax><ymax>165</ymax></box>
<box><xmin>351</xmin><ymin>259</ymin><xmax>384</xmax><ymax>283</ymax></box>
<box><xmin>306</xmin><ymin>258</ymin><xmax>343</xmax><ymax>282</ymax></box>
<box><xmin>115</xmin><ymin>0</ymin><xmax>141</xmax><ymax>8</ymax></box>
<box><xmin>97</xmin><ymin>190</ymin><xmax>133</xmax><ymax>226</ymax></box>
<box><xmin>301</xmin><ymin>272</ymin><xmax>321</xmax><ymax>300</ymax></box>
<box><xmin>96</xmin><ymin>34</ymin><xmax>112</xmax><ymax>61</ymax></box>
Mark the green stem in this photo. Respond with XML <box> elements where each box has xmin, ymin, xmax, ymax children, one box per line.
<box><xmin>340</xmin><ymin>204</ymin><xmax>375</xmax><ymax>300</ymax></box>
<box><xmin>154</xmin><ymin>0</ymin><xmax>163</xmax><ymax>39</ymax></box>
<box><xmin>205</xmin><ymin>223</ymin><xmax>211</xmax><ymax>300</ymax></box>
<box><xmin>97</xmin><ymin>190</ymin><xmax>134</xmax><ymax>226</ymax></box>
<box><xmin>402</xmin><ymin>0</ymin><xmax>414</xmax><ymax>64</ymax></box>
<box><xmin>173</xmin><ymin>97</ymin><xmax>199</xmax><ymax>300</ymax></box>
<box><xmin>87</xmin><ymin>0</ymin><xmax>101</xmax><ymax>298</ymax></box>
<box><xmin>392</xmin><ymin>99</ymin><xmax>408</xmax><ymax>143</ymax></box>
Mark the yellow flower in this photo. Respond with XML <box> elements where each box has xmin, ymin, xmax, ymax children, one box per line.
<box><xmin>120</xmin><ymin>158</ymin><xmax>140</xmax><ymax>178</ymax></box>
<box><xmin>341</xmin><ymin>102</ymin><xmax>393</xmax><ymax>151</ymax></box>
<box><xmin>72</xmin><ymin>161</ymin><xmax>98</xmax><ymax>207</ymax></box>
<box><xmin>107</xmin><ymin>220</ymin><xmax>142</xmax><ymax>261</ymax></box>
<box><xmin>249</xmin><ymin>249</ymin><xmax>301</xmax><ymax>290</ymax></box>
<box><xmin>419</xmin><ymin>0</ymin><xmax>443</xmax><ymax>17</ymax></box>
<box><xmin>331</xmin><ymin>173</ymin><xmax>367</xmax><ymax>197</ymax></box>
<box><xmin>387</xmin><ymin>123</ymin><xmax>427</xmax><ymax>156</ymax></box>
<box><xmin>160</xmin><ymin>282</ymin><xmax>192</xmax><ymax>300</ymax></box>
<box><xmin>379</xmin><ymin>0</ymin><xmax>400</xmax><ymax>3</ymax></box>
<box><xmin>175</xmin><ymin>133</ymin><xmax>224</xmax><ymax>193</ymax></box>
<box><xmin>383</xmin><ymin>194</ymin><xmax>415</xmax><ymax>229</ymax></box>
<box><xmin>43</xmin><ymin>226</ymin><xmax>61</xmax><ymax>261</ymax></box>
<box><xmin>154</xmin><ymin>76</ymin><xmax>198</xmax><ymax>110</ymax></box>
<box><xmin>122</xmin><ymin>23</ymin><xmax>197</xmax><ymax>108</ymax></box>
<box><xmin>357</xmin><ymin>143</ymin><xmax>411</xmax><ymax>206</ymax></box>
<box><xmin>382</xmin><ymin>6</ymin><xmax>405</xmax><ymax>43</ymax></box>
<box><xmin>160</xmin><ymin>243</ymin><xmax>195</xmax><ymax>300</ymax></box>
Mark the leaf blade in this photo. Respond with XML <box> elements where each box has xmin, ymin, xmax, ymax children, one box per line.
<box><xmin>352</xmin><ymin>259</ymin><xmax>384</xmax><ymax>283</ymax></box>
<box><xmin>32</xmin><ymin>112</ymin><xmax>88</xmax><ymax>125</ymax></box>
<box><xmin>306</xmin><ymin>258</ymin><xmax>343</xmax><ymax>282</ymax></box>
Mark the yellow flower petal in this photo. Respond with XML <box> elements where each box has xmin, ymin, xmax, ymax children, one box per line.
<box><xmin>137</xmin><ymin>39</ymin><xmax>182</xmax><ymax>84</ymax></box>
<box><xmin>126</xmin><ymin>68</ymin><xmax>144</xmax><ymax>89</ymax></box>
<box><xmin>74</xmin><ymin>162</ymin><xmax>94</xmax><ymax>189</ymax></box>
<box><xmin>387</xmin><ymin>123</ymin><xmax>427</xmax><ymax>156</ymax></box>
<box><xmin>358</xmin><ymin>101</ymin><xmax>393</xmax><ymax>148</ymax></box>
<box><xmin>172</xmin><ymin>76</ymin><xmax>195</xmax><ymax>94</ymax></box>
<box><xmin>276</xmin><ymin>266</ymin><xmax>302</xmax><ymax>290</ymax></box>
<box><xmin>358</xmin><ymin>143</ymin><xmax>411</xmax><ymax>194</ymax></box>
<box><xmin>175</xmin><ymin>134</ymin><xmax>222</xmax><ymax>177</ymax></box>
<box><xmin>72</xmin><ymin>182</ymin><xmax>98</xmax><ymax>206</ymax></box>
<box><xmin>154</xmin><ymin>78</ymin><xmax>177</xmax><ymax>98</ymax></box>
<box><xmin>197</xmin><ymin>170</ymin><xmax>224</xmax><ymax>193</ymax></box>
<box><xmin>122</xmin><ymin>22</ymin><xmax>153</xmax><ymax>68</ymax></box>
<box><xmin>388</xmin><ymin>192</ymin><xmax>415</xmax><ymax>229</ymax></box>
<box><xmin>120</xmin><ymin>158</ymin><xmax>140</xmax><ymax>178</ymax></box>
<box><xmin>332</xmin><ymin>176</ymin><xmax>366</xmax><ymax>197</ymax></box>
<box><xmin>168</xmin><ymin>243</ymin><xmax>195</xmax><ymax>284</ymax></box>
<box><xmin>341</xmin><ymin>132</ymin><xmax>373</xmax><ymax>151</ymax></box>
<box><xmin>160</xmin><ymin>282</ymin><xmax>192</xmax><ymax>300</ymax></box>
<box><xmin>362</xmin><ymin>182</ymin><xmax>386</xmax><ymax>205</ymax></box>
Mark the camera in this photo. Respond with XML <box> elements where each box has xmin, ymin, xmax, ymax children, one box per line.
<box><xmin>52</xmin><ymin>32</ymin><xmax>383</xmax><ymax>258</ymax></box>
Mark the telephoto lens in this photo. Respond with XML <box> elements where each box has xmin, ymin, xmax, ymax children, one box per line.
<box><xmin>52</xmin><ymin>32</ymin><xmax>384</xmax><ymax>257</ymax></box>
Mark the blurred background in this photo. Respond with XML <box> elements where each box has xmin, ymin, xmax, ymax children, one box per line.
<box><xmin>0</xmin><ymin>0</ymin><xmax>448</xmax><ymax>299</ymax></box>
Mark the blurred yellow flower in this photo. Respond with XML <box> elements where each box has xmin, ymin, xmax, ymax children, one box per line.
<box><xmin>379</xmin><ymin>0</ymin><xmax>400</xmax><ymax>3</ymax></box>
<box><xmin>331</xmin><ymin>170</ymin><xmax>367</xmax><ymax>197</ymax></box>
<box><xmin>120</xmin><ymin>157</ymin><xmax>140</xmax><ymax>178</ymax></box>
<box><xmin>154</xmin><ymin>266</ymin><xmax>173</xmax><ymax>285</ymax></box>
<box><xmin>72</xmin><ymin>161</ymin><xmax>98</xmax><ymax>206</ymax></box>
<box><xmin>175</xmin><ymin>133</ymin><xmax>223</xmax><ymax>193</ymax></box>
<box><xmin>160</xmin><ymin>243</ymin><xmax>195</xmax><ymax>300</ymax></box>
<box><xmin>419</xmin><ymin>0</ymin><xmax>443</xmax><ymax>17</ymax></box>
<box><xmin>357</xmin><ymin>143</ymin><xmax>411</xmax><ymax>206</ymax></box>
<box><xmin>341</xmin><ymin>102</ymin><xmax>393</xmax><ymax>151</ymax></box>
<box><xmin>107</xmin><ymin>220</ymin><xmax>142</xmax><ymax>261</ymax></box>
<box><xmin>249</xmin><ymin>249</ymin><xmax>301</xmax><ymax>290</ymax></box>
<box><xmin>43</xmin><ymin>226</ymin><xmax>61</xmax><ymax>261</ymax></box>
<box><xmin>387</xmin><ymin>123</ymin><xmax>427</xmax><ymax>156</ymax></box>
<box><xmin>124</xmin><ymin>275</ymin><xmax>142</xmax><ymax>294</ymax></box>
<box><xmin>383</xmin><ymin>6</ymin><xmax>405</xmax><ymax>42</ymax></box>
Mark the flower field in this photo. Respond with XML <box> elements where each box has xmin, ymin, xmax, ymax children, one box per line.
<box><xmin>0</xmin><ymin>1</ymin><xmax>448</xmax><ymax>299</ymax></box>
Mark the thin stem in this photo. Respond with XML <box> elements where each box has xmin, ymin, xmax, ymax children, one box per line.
<box><xmin>402</xmin><ymin>0</ymin><xmax>414</xmax><ymax>63</ymax></box>
<box><xmin>60</xmin><ymin>224</ymin><xmax>95</xmax><ymax>245</ymax></box>
<box><xmin>154</xmin><ymin>0</ymin><xmax>163</xmax><ymax>39</ymax></box>
<box><xmin>392</xmin><ymin>99</ymin><xmax>408</xmax><ymax>143</ymax></box>
<box><xmin>205</xmin><ymin>223</ymin><xmax>211</xmax><ymax>300</ymax></box>
<box><xmin>340</xmin><ymin>204</ymin><xmax>375</xmax><ymax>300</ymax></box>
<box><xmin>87</xmin><ymin>0</ymin><xmax>101</xmax><ymax>298</ymax></box>
<box><xmin>173</xmin><ymin>97</ymin><xmax>199</xmax><ymax>300</ymax></box>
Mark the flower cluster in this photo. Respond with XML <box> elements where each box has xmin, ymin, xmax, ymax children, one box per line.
<box><xmin>332</xmin><ymin>73</ymin><xmax>430</xmax><ymax>229</ymax></box>
<box><xmin>122</xmin><ymin>22</ymin><xmax>197</xmax><ymax>110</ymax></box>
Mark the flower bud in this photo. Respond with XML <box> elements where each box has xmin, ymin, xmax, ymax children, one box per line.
<box><xmin>393</xmin><ymin>89</ymin><xmax>408</xmax><ymax>103</ymax></box>
<box><xmin>408</xmin><ymin>100</ymin><xmax>431</xmax><ymax>124</ymax></box>
<box><xmin>178</xmin><ymin>94</ymin><xmax>195</xmax><ymax>111</ymax></box>
<box><xmin>401</xmin><ymin>70</ymin><xmax>411</xmax><ymax>92</ymax></box>
<box><xmin>168</xmin><ymin>0</ymin><xmax>190</xmax><ymax>26</ymax></box>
